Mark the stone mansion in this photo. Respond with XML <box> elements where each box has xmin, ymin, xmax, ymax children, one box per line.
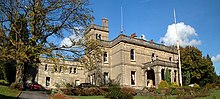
<box><xmin>36</xmin><ymin>18</ymin><xmax>180</xmax><ymax>89</ymax></box>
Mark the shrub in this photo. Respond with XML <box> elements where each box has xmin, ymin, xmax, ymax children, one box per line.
<box><xmin>120</xmin><ymin>87</ymin><xmax>137</xmax><ymax>96</ymax></box>
<box><xmin>99</xmin><ymin>87</ymin><xmax>109</xmax><ymax>93</ymax></box>
<box><xmin>61</xmin><ymin>88</ymin><xmax>74</xmax><ymax>95</ymax></box>
<box><xmin>54</xmin><ymin>83</ymin><xmax>61</xmax><ymax>88</ymax></box>
<box><xmin>205</xmin><ymin>83</ymin><xmax>215</xmax><ymax>90</ymax></box>
<box><xmin>98</xmin><ymin>87</ymin><xmax>108</xmax><ymax>95</ymax></box>
<box><xmin>158</xmin><ymin>80</ymin><xmax>169</xmax><ymax>89</ymax></box>
<box><xmin>165</xmin><ymin>68</ymin><xmax>171</xmax><ymax>83</ymax></box>
<box><xmin>170</xmin><ymin>82</ymin><xmax>179</xmax><ymax>88</ymax></box>
<box><xmin>193</xmin><ymin>83</ymin><xmax>200</xmax><ymax>88</ymax></box>
<box><xmin>105</xmin><ymin>84</ymin><xmax>121</xmax><ymax>99</ymax></box>
<box><xmin>74</xmin><ymin>88</ymin><xmax>82</xmax><ymax>95</ymax></box>
<box><xmin>120</xmin><ymin>92</ymin><xmax>133</xmax><ymax>99</ymax></box>
<box><xmin>82</xmin><ymin>87</ymin><xmax>102</xmax><ymax>96</ymax></box>
<box><xmin>204</xmin><ymin>83</ymin><xmax>220</xmax><ymax>90</ymax></box>
<box><xmin>105</xmin><ymin>84</ymin><xmax>133</xmax><ymax>99</ymax></box>
<box><xmin>64</xmin><ymin>83</ymin><xmax>73</xmax><ymax>88</ymax></box>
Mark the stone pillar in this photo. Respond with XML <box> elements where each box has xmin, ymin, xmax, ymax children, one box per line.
<box><xmin>176</xmin><ymin>69</ymin><xmax>179</xmax><ymax>85</ymax></box>
<box><xmin>144</xmin><ymin>71</ymin><xmax>147</xmax><ymax>87</ymax></box>
<box><xmin>154</xmin><ymin>66</ymin><xmax>161</xmax><ymax>88</ymax></box>
<box><xmin>170</xmin><ymin>69</ymin><xmax>173</xmax><ymax>82</ymax></box>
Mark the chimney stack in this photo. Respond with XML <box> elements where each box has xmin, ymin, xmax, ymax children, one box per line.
<box><xmin>102</xmin><ymin>18</ymin><xmax>108</xmax><ymax>27</ymax></box>
<box><xmin>102</xmin><ymin>18</ymin><xmax>108</xmax><ymax>31</ymax></box>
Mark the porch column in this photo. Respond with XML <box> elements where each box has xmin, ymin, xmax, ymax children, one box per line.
<box><xmin>154</xmin><ymin>66</ymin><xmax>161</xmax><ymax>88</ymax></box>
<box><xmin>170</xmin><ymin>69</ymin><xmax>173</xmax><ymax>82</ymax></box>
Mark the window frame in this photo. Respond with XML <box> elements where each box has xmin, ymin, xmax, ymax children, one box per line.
<box><xmin>54</xmin><ymin>65</ymin><xmax>58</xmax><ymax>72</ymax></box>
<box><xmin>69</xmin><ymin>67</ymin><xmax>72</xmax><ymax>74</ymax></box>
<box><xmin>103</xmin><ymin>72</ymin><xmax>109</xmax><ymax>85</ymax></box>
<box><xmin>103</xmin><ymin>52</ymin><xmax>108</xmax><ymax>63</ymax></box>
<box><xmin>130</xmin><ymin>49</ymin><xmax>135</xmax><ymax>61</ymax></box>
<box><xmin>44</xmin><ymin>64</ymin><xmax>48</xmax><ymax>71</ymax></box>
<box><xmin>131</xmin><ymin>71</ymin><xmax>136</xmax><ymax>86</ymax></box>
<box><xmin>59</xmin><ymin>66</ymin><xmax>63</xmax><ymax>73</ymax></box>
<box><xmin>73</xmin><ymin>67</ymin><xmax>77</xmax><ymax>74</ymax></box>
<box><xmin>46</xmin><ymin>77</ymin><xmax>50</xmax><ymax>86</ymax></box>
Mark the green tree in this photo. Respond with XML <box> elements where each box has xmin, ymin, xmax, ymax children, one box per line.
<box><xmin>181</xmin><ymin>46</ymin><xmax>202</xmax><ymax>84</ymax></box>
<box><xmin>0</xmin><ymin>0</ymin><xmax>93</xmax><ymax>88</ymax></box>
<box><xmin>82</xmin><ymin>37</ymin><xmax>103</xmax><ymax>85</ymax></box>
<box><xmin>165</xmin><ymin>68</ymin><xmax>171</xmax><ymax>84</ymax></box>
<box><xmin>180</xmin><ymin>46</ymin><xmax>219</xmax><ymax>86</ymax></box>
<box><xmin>184</xmin><ymin>71</ymin><xmax>190</xmax><ymax>85</ymax></box>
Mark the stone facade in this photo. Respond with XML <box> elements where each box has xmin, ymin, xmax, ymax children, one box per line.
<box><xmin>84</xmin><ymin>18</ymin><xmax>179</xmax><ymax>89</ymax></box>
<box><xmin>36</xmin><ymin>58</ymin><xmax>85</xmax><ymax>88</ymax></box>
<box><xmin>37</xmin><ymin>18</ymin><xmax>180</xmax><ymax>89</ymax></box>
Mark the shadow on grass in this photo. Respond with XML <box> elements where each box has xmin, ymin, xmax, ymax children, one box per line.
<box><xmin>0</xmin><ymin>94</ymin><xmax>17</xmax><ymax>99</ymax></box>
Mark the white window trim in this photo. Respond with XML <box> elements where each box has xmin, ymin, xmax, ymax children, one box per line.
<box><xmin>104</xmin><ymin>72</ymin><xmax>109</xmax><ymax>84</ymax></box>
<box><xmin>131</xmin><ymin>71</ymin><xmax>136</xmax><ymax>86</ymax></box>
<box><xmin>60</xmin><ymin>66</ymin><xmax>63</xmax><ymax>73</ymax></box>
<box><xmin>45</xmin><ymin>64</ymin><xmax>48</xmax><ymax>71</ymax></box>
<box><xmin>46</xmin><ymin>77</ymin><xmax>50</xmax><ymax>87</ymax></box>
<box><xmin>103</xmin><ymin>52</ymin><xmax>108</xmax><ymax>63</ymax></box>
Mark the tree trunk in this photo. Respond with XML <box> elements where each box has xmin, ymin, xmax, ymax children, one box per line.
<box><xmin>13</xmin><ymin>60</ymin><xmax>25</xmax><ymax>89</ymax></box>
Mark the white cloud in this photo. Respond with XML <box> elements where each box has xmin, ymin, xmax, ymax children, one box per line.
<box><xmin>212</xmin><ymin>54</ymin><xmax>220</xmax><ymax>63</ymax></box>
<box><xmin>60</xmin><ymin>27</ymin><xmax>84</xmax><ymax>47</ymax></box>
<box><xmin>60</xmin><ymin>35</ymin><xmax>74</xmax><ymax>47</ymax></box>
<box><xmin>160</xmin><ymin>22</ymin><xmax>201</xmax><ymax>47</ymax></box>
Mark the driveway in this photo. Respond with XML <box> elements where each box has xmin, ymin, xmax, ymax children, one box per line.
<box><xmin>18</xmin><ymin>91</ymin><xmax>49</xmax><ymax>99</ymax></box>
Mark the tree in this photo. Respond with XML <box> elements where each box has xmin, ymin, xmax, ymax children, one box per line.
<box><xmin>180</xmin><ymin>46</ymin><xmax>219</xmax><ymax>86</ymax></box>
<box><xmin>184</xmin><ymin>71</ymin><xmax>190</xmax><ymax>85</ymax></box>
<box><xmin>165</xmin><ymin>68</ymin><xmax>171</xmax><ymax>84</ymax></box>
<box><xmin>82</xmin><ymin>37</ymin><xmax>103</xmax><ymax>85</ymax></box>
<box><xmin>0</xmin><ymin>0</ymin><xmax>93</xmax><ymax>88</ymax></box>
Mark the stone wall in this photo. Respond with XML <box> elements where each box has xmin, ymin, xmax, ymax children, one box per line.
<box><xmin>37</xmin><ymin>58</ymin><xmax>85</xmax><ymax>89</ymax></box>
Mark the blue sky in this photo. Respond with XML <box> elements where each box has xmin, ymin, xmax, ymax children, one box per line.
<box><xmin>87</xmin><ymin>0</ymin><xmax>220</xmax><ymax>74</ymax></box>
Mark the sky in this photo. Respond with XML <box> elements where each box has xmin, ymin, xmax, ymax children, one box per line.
<box><xmin>61</xmin><ymin>0</ymin><xmax>220</xmax><ymax>74</ymax></box>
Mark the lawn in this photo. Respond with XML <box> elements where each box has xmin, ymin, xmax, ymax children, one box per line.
<box><xmin>195</xmin><ymin>89</ymin><xmax>220</xmax><ymax>99</ymax></box>
<box><xmin>0</xmin><ymin>85</ymin><xmax>21</xmax><ymax>99</ymax></box>
<box><xmin>71</xmin><ymin>90</ymin><xmax>220</xmax><ymax>99</ymax></box>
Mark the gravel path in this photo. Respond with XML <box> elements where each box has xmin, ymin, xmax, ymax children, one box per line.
<box><xmin>18</xmin><ymin>91</ymin><xmax>49</xmax><ymax>99</ymax></box>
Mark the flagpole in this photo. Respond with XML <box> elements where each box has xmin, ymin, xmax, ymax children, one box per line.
<box><xmin>120</xmin><ymin>6</ymin><xmax>124</xmax><ymax>33</ymax></box>
<box><xmin>173</xmin><ymin>9</ymin><xmax>182</xmax><ymax>86</ymax></box>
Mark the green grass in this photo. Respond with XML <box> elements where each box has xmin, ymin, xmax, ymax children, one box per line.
<box><xmin>195</xmin><ymin>89</ymin><xmax>220</xmax><ymax>99</ymax></box>
<box><xmin>0</xmin><ymin>85</ymin><xmax>21</xmax><ymax>99</ymax></box>
<box><xmin>134</xmin><ymin>95</ymin><xmax>177</xmax><ymax>99</ymax></box>
<box><xmin>70</xmin><ymin>89</ymin><xmax>220</xmax><ymax>99</ymax></box>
